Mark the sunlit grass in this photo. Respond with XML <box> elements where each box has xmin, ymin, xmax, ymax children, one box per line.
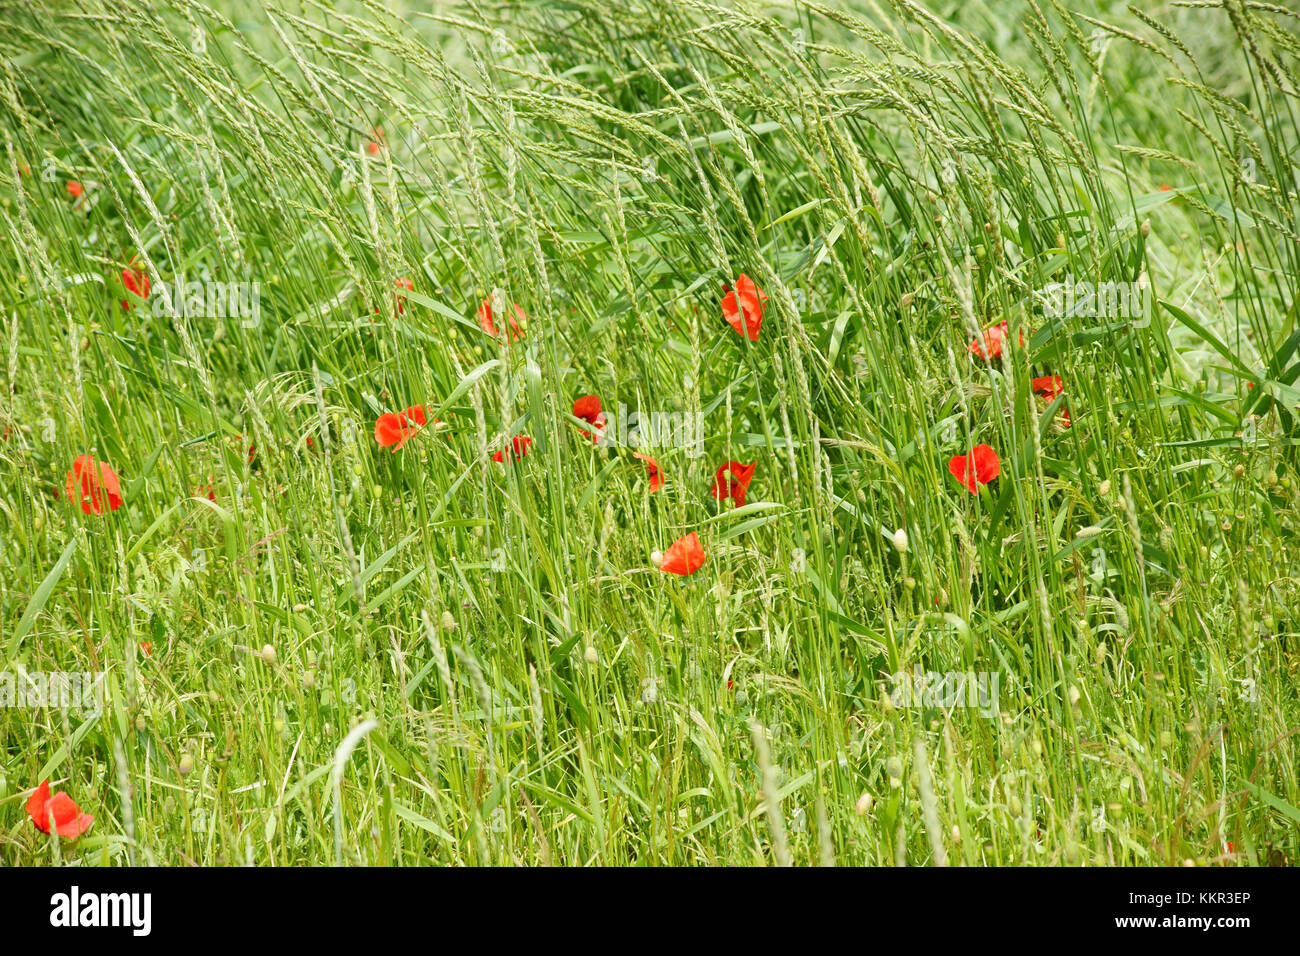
<box><xmin>0</xmin><ymin>0</ymin><xmax>1297</xmax><ymax>866</ymax></box>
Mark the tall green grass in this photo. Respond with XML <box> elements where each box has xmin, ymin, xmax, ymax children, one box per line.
<box><xmin>1</xmin><ymin>0</ymin><xmax>1297</xmax><ymax>865</ymax></box>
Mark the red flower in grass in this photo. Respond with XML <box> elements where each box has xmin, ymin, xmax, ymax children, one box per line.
<box><xmin>969</xmin><ymin>321</ymin><xmax>1025</xmax><ymax>361</ymax></box>
<box><xmin>65</xmin><ymin>454</ymin><xmax>123</xmax><ymax>515</ymax></box>
<box><xmin>374</xmin><ymin>405</ymin><xmax>427</xmax><ymax>451</ymax></box>
<box><xmin>26</xmin><ymin>781</ymin><xmax>93</xmax><ymax>839</ymax></box>
<box><xmin>711</xmin><ymin>461</ymin><xmax>756</xmax><ymax>507</ymax></box>
<box><xmin>1031</xmin><ymin>375</ymin><xmax>1063</xmax><ymax>400</ymax></box>
<box><xmin>374</xmin><ymin>277</ymin><xmax>414</xmax><ymax>315</ymax></box>
<box><xmin>660</xmin><ymin>531</ymin><xmax>706</xmax><ymax>576</ymax></box>
<box><xmin>572</xmin><ymin>395</ymin><xmax>606</xmax><ymax>443</ymax></box>
<box><xmin>140</xmin><ymin>641</ymin><xmax>153</xmax><ymax>657</ymax></box>
<box><xmin>634</xmin><ymin>452</ymin><xmax>663</xmax><ymax>492</ymax></box>
<box><xmin>478</xmin><ymin>296</ymin><xmax>524</xmax><ymax>341</ymax></box>
<box><xmin>948</xmin><ymin>445</ymin><xmax>1001</xmax><ymax>494</ymax></box>
<box><xmin>394</xmin><ymin>277</ymin><xmax>413</xmax><ymax>313</ymax></box>
<box><xmin>234</xmin><ymin>435</ymin><xmax>259</xmax><ymax>467</ymax></box>
<box><xmin>120</xmin><ymin>261</ymin><xmax>150</xmax><ymax>311</ymax></box>
<box><xmin>721</xmin><ymin>274</ymin><xmax>767</xmax><ymax>341</ymax></box>
<box><xmin>66</xmin><ymin>180</ymin><xmax>83</xmax><ymax>199</ymax></box>
<box><xmin>1032</xmin><ymin>376</ymin><xmax>1071</xmax><ymax>427</ymax></box>
<box><xmin>367</xmin><ymin>126</ymin><xmax>385</xmax><ymax>155</ymax></box>
<box><xmin>492</xmin><ymin>435</ymin><xmax>533</xmax><ymax>463</ymax></box>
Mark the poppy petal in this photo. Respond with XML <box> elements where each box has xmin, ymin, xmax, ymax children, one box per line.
<box><xmin>26</xmin><ymin>780</ymin><xmax>51</xmax><ymax>833</ymax></box>
<box><xmin>66</xmin><ymin>455</ymin><xmax>123</xmax><ymax>514</ymax></box>
<box><xmin>948</xmin><ymin>445</ymin><xmax>1000</xmax><ymax>494</ymax></box>
<box><xmin>46</xmin><ymin>792</ymin><xmax>93</xmax><ymax>838</ymax></box>
<box><xmin>634</xmin><ymin>452</ymin><xmax>663</xmax><ymax>492</ymax></box>
<box><xmin>660</xmin><ymin>531</ymin><xmax>706</xmax><ymax>575</ymax></box>
<box><xmin>722</xmin><ymin>274</ymin><xmax>766</xmax><ymax>340</ymax></box>
<box><xmin>1031</xmin><ymin>376</ymin><xmax>1063</xmax><ymax>400</ymax></box>
<box><xmin>493</xmin><ymin>435</ymin><xmax>532</xmax><ymax>463</ymax></box>
<box><xmin>711</xmin><ymin>461</ymin><xmax>756</xmax><ymax>506</ymax></box>
<box><xmin>478</xmin><ymin>298</ymin><xmax>524</xmax><ymax>341</ymax></box>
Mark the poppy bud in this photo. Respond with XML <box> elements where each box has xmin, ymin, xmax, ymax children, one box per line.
<box><xmin>891</xmin><ymin>528</ymin><xmax>908</xmax><ymax>553</ymax></box>
<box><xmin>886</xmin><ymin>756</ymin><xmax>903</xmax><ymax>785</ymax></box>
<box><xmin>1140</xmin><ymin>219</ymin><xmax>1150</xmax><ymax>237</ymax></box>
<box><xmin>854</xmin><ymin>792</ymin><xmax>873</xmax><ymax>815</ymax></box>
<box><xmin>260</xmin><ymin>643</ymin><xmax>277</xmax><ymax>665</ymax></box>
<box><xmin>650</xmin><ymin>550</ymin><xmax>663</xmax><ymax>567</ymax></box>
<box><xmin>179</xmin><ymin>754</ymin><xmax>194</xmax><ymax>777</ymax></box>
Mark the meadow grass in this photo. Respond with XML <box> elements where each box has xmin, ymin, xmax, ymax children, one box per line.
<box><xmin>0</xmin><ymin>0</ymin><xmax>1298</xmax><ymax>866</ymax></box>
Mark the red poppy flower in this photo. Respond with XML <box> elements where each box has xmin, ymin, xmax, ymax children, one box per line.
<box><xmin>969</xmin><ymin>322</ymin><xmax>1006</xmax><ymax>360</ymax></box>
<box><xmin>572</xmin><ymin>395</ymin><xmax>606</xmax><ymax>443</ymax></box>
<box><xmin>711</xmin><ymin>461</ymin><xmax>756</xmax><ymax>507</ymax></box>
<box><xmin>721</xmin><ymin>274</ymin><xmax>767</xmax><ymax>340</ymax></box>
<box><xmin>374</xmin><ymin>277</ymin><xmax>414</xmax><ymax>315</ymax></box>
<box><xmin>26</xmin><ymin>780</ymin><xmax>94</xmax><ymax>839</ymax></box>
<box><xmin>660</xmin><ymin>531</ymin><xmax>706</xmax><ymax>576</ymax></box>
<box><xmin>948</xmin><ymin>445</ymin><xmax>1001</xmax><ymax>494</ymax></box>
<box><xmin>1031</xmin><ymin>375</ymin><xmax>1063</xmax><ymax>400</ymax></box>
<box><xmin>492</xmin><ymin>435</ymin><xmax>532</xmax><ymax>463</ymax></box>
<box><xmin>120</xmin><ymin>261</ymin><xmax>150</xmax><ymax>311</ymax></box>
<box><xmin>66</xmin><ymin>180</ymin><xmax>83</xmax><ymax>198</ymax></box>
<box><xmin>634</xmin><ymin>452</ymin><xmax>663</xmax><ymax>492</ymax></box>
<box><xmin>65</xmin><ymin>454</ymin><xmax>123</xmax><ymax>515</ymax></box>
<box><xmin>374</xmin><ymin>404</ymin><xmax>427</xmax><ymax>451</ymax></box>
<box><xmin>1032</xmin><ymin>376</ymin><xmax>1071</xmax><ymax>426</ymax></box>
<box><xmin>478</xmin><ymin>296</ymin><xmax>524</xmax><ymax>341</ymax></box>
<box><xmin>140</xmin><ymin>641</ymin><xmax>153</xmax><ymax>657</ymax></box>
<box><xmin>1159</xmin><ymin>184</ymin><xmax>1172</xmax><ymax>192</ymax></box>
<box><xmin>395</xmin><ymin>277</ymin><xmax>414</xmax><ymax>311</ymax></box>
